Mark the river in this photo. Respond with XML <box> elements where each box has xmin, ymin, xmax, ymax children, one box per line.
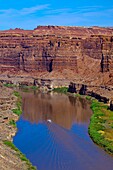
<box><xmin>13</xmin><ymin>91</ymin><xmax>113</xmax><ymax>170</ymax></box>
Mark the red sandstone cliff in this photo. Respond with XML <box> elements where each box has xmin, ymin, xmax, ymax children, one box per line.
<box><xmin>0</xmin><ymin>26</ymin><xmax>113</xmax><ymax>85</ymax></box>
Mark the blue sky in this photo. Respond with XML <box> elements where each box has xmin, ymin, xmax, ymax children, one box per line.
<box><xmin>0</xmin><ymin>0</ymin><xmax>113</xmax><ymax>30</ymax></box>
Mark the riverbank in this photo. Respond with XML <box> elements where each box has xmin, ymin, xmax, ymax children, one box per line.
<box><xmin>53</xmin><ymin>87</ymin><xmax>113</xmax><ymax>155</ymax></box>
<box><xmin>0</xmin><ymin>84</ymin><xmax>36</xmax><ymax>170</ymax></box>
<box><xmin>1</xmin><ymin>85</ymin><xmax>113</xmax><ymax>169</ymax></box>
<box><xmin>88</xmin><ymin>100</ymin><xmax>113</xmax><ymax>155</ymax></box>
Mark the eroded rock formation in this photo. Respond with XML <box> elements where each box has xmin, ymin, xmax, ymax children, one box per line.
<box><xmin>0</xmin><ymin>26</ymin><xmax>113</xmax><ymax>85</ymax></box>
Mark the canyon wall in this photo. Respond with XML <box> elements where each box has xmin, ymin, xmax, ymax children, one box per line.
<box><xmin>0</xmin><ymin>26</ymin><xmax>113</xmax><ymax>85</ymax></box>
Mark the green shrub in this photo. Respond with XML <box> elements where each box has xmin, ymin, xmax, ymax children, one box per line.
<box><xmin>9</xmin><ymin>120</ymin><xmax>16</xmax><ymax>127</ymax></box>
<box><xmin>13</xmin><ymin>91</ymin><xmax>20</xmax><ymax>97</ymax></box>
<box><xmin>53</xmin><ymin>87</ymin><xmax>68</xmax><ymax>93</ymax></box>
<box><xmin>12</xmin><ymin>109</ymin><xmax>22</xmax><ymax>116</ymax></box>
<box><xmin>86</xmin><ymin>96</ymin><xmax>91</xmax><ymax>100</ymax></box>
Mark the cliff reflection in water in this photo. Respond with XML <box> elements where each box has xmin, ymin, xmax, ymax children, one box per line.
<box><xmin>14</xmin><ymin>92</ymin><xmax>113</xmax><ymax>170</ymax></box>
<box><xmin>21</xmin><ymin>92</ymin><xmax>92</xmax><ymax>129</ymax></box>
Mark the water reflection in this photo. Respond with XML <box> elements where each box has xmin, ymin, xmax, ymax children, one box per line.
<box><xmin>22</xmin><ymin>92</ymin><xmax>92</xmax><ymax>129</ymax></box>
<box><xmin>13</xmin><ymin>92</ymin><xmax>113</xmax><ymax>170</ymax></box>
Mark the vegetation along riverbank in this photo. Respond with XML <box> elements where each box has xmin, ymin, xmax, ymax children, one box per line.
<box><xmin>88</xmin><ymin>100</ymin><xmax>113</xmax><ymax>154</ymax></box>
<box><xmin>53</xmin><ymin>87</ymin><xmax>113</xmax><ymax>155</ymax></box>
<box><xmin>0</xmin><ymin>84</ymin><xmax>36</xmax><ymax>170</ymax></box>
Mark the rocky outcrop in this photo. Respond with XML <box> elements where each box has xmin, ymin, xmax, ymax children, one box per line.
<box><xmin>0</xmin><ymin>26</ymin><xmax>113</xmax><ymax>85</ymax></box>
<box><xmin>68</xmin><ymin>82</ymin><xmax>112</xmax><ymax>104</ymax></box>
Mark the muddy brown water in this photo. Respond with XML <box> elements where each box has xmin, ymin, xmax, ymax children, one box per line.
<box><xmin>13</xmin><ymin>92</ymin><xmax>113</xmax><ymax>170</ymax></box>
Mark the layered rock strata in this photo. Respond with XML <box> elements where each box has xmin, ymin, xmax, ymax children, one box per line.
<box><xmin>0</xmin><ymin>26</ymin><xmax>113</xmax><ymax>86</ymax></box>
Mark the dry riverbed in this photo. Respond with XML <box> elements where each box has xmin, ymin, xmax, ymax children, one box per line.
<box><xmin>0</xmin><ymin>84</ymin><xmax>34</xmax><ymax>170</ymax></box>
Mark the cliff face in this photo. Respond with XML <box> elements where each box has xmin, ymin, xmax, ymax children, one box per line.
<box><xmin>0</xmin><ymin>26</ymin><xmax>113</xmax><ymax>84</ymax></box>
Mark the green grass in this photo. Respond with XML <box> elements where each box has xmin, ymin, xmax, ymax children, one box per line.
<box><xmin>86</xmin><ymin>96</ymin><xmax>92</xmax><ymax>100</ymax></box>
<box><xmin>3</xmin><ymin>140</ymin><xmax>36</xmax><ymax>170</ymax></box>
<box><xmin>53</xmin><ymin>87</ymin><xmax>68</xmax><ymax>94</ymax></box>
<box><xmin>89</xmin><ymin>99</ymin><xmax>113</xmax><ymax>154</ymax></box>
<box><xmin>12</xmin><ymin>91</ymin><xmax>22</xmax><ymax>116</ymax></box>
<box><xmin>4</xmin><ymin>83</ymin><xmax>17</xmax><ymax>88</ymax></box>
<box><xmin>19</xmin><ymin>85</ymin><xmax>38</xmax><ymax>92</ymax></box>
<box><xmin>13</xmin><ymin>91</ymin><xmax>21</xmax><ymax>97</ymax></box>
<box><xmin>74</xmin><ymin>93</ymin><xmax>82</xmax><ymax>97</ymax></box>
<box><xmin>12</xmin><ymin>109</ymin><xmax>22</xmax><ymax>116</ymax></box>
<box><xmin>9</xmin><ymin>120</ymin><xmax>16</xmax><ymax>127</ymax></box>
